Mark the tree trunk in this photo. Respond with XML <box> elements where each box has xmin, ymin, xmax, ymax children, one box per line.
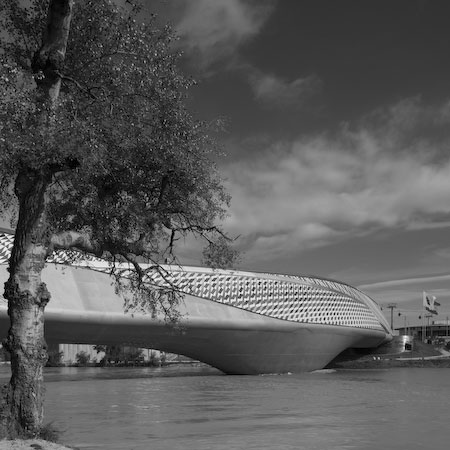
<box><xmin>2</xmin><ymin>171</ymin><xmax>52</xmax><ymax>437</ymax></box>
<box><xmin>0</xmin><ymin>0</ymin><xmax>74</xmax><ymax>437</ymax></box>
<box><xmin>32</xmin><ymin>0</ymin><xmax>74</xmax><ymax>108</ymax></box>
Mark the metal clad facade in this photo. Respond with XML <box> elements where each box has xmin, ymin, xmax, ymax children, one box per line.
<box><xmin>0</xmin><ymin>231</ymin><xmax>389</xmax><ymax>333</ymax></box>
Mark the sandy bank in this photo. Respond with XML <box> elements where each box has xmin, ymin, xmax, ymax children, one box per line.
<box><xmin>0</xmin><ymin>439</ymin><xmax>73</xmax><ymax>450</ymax></box>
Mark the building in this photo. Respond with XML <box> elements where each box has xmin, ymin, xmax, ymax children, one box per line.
<box><xmin>0</xmin><ymin>230</ymin><xmax>392</xmax><ymax>374</ymax></box>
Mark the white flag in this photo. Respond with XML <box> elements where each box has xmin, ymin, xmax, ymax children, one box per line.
<box><xmin>423</xmin><ymin>291</ymin><xmax>438</xmax><ymax>315</ymax></box>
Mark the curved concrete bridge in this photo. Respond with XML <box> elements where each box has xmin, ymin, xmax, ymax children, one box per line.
<box><xmin>0</xmin><ymin>261</ymin><xmax>391</xmax><ymax>374</ymax></box>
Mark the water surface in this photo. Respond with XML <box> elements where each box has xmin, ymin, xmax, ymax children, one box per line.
<box><xmin>1</xmin><ymin>365</ymin><xmax>449</xmax><ymax>449</ymax></box>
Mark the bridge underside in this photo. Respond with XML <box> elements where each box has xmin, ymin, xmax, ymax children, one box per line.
<box><xmin>0</xmin><ymin>265</ymin><xmax>389</xmax><ymax>374</ymax></box>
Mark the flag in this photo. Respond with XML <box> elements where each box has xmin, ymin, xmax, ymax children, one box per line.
<box><xmin>423</xmin><ymin>291</ymin><xmax>439</xmax><ymax>315</ymax></box>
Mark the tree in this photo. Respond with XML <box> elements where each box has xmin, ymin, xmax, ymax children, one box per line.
<box><xmin>0</xmin><ymin>0</ymin><xmax>232</xmax><ymax>437</ymax></box>
<box><xmin>75</xmin><ymin>351</ymin><xmax>90</xmax><ymax>367</ymax></box>
<box><xmin>45</xmin><ymin>348</ymin><xmax>63</xmax><ymax>367</ymax></box>
<box><xmin>94</xmin><ymin>344</ymin><xmax>144</xmax><ymax>365</ymax></box>
<box><xmin>202</xmin><ymin>235</ymin><xmax>241</xmax><ymax>269</ymax></box>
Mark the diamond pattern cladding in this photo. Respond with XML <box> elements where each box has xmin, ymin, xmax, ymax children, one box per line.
<box><xmin>0</xmin><ymin>233</ymin><xmax>13</xmax><ymax>264</ymax></box>
<box><xmin>0</xmin><ymin>232</ymin><xmax>386</xmax><ymax>331</ymax></box>
<box><xmin>150</xmin><ymin>269</ymin><xmax>385</xmax><ymax>331</ymax></box>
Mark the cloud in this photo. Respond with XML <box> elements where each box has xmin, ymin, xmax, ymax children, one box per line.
<box><xmin>432</xmin><ymin>247</ymin><xmax>450</xmax><ymax>260</ymax></box>
<box><xmin>358</xmin><ymin>274</ymin><xmax>450</xmax><ymax>290</ymax></box>
<box><xmin>406</xmin><ymin>220</ymin><xmax>450</xmax><ymax>230</ymax></box>
<box><xmin>358</xmin><ymin>274</ymin><xmax>450</xmax><ymax>322</ymax></box>
<box><xmin>248</xmin><ymin>71</ymin><xmax>321</xmax><ymax>108</ymax></box>
<box><xmin>221</xmin><ymin>97</ymin><xmax>450</xmax><ymax>264</ymax></box>
<box><xmin>171</xmin><ymin>0</ymin><xmax>275</xmax><ymax>69</ymax></box>
<box><xmin>157</xmin><ymin>1</ymin><xmax>322</xmax><ymax>109</ymax></box>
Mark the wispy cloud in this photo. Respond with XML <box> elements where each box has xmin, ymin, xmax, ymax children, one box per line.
<box><xmin>170</xmin><ymin>0</ymin><xmax>275</xmax><ymax>69</ymax></box>
<box><xmin>157</xmin><ymin>1</ymin><xmax>321</xmax><ymax>108</ymax></box>
<box><xmin>221</xmin><ymin>97</ymin><xmax>450</xmax><ymax>263</ymax></box>
<box><xmin>358</xmin><ymin>274</ymin><xmax>450</xmax><ymax>290</ymax></box>
<box><xmin>358</xmin><ymin>275</ymin><xmax>450</xmax><ymax>321</ymax></box>
<box><xmin>248</xmin><ymin>70</ymin><xmax>321</xmax><ymax>108</ymax></box>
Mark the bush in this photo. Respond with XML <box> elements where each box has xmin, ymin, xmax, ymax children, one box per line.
<box><xmin>39</xmin><ymin>422</ymin><xmax>60</xmax><ymax>443</ymax></box>
<box><xmin>0</xmin><ymin>345</ymin><xmax>10</xmax><ymax>362</ymax></box>
<box><xmin>75</xmin><ymin>351</ymin><xmax>90</xmax><ymax>366</ymax></box>
<box><xmin>94</xmin><ymin>345</ymin><xmax>145</xmax><ymax>366</ymax></box>
<box><xmin>46</xmin><ymin>350</ymin><xmax>64</xmax><ymax>367</ymax></box>
<box><xmin>123</xmin><ymin>346</ymin><xmax>144</xmax><ymax>365</ymax></box>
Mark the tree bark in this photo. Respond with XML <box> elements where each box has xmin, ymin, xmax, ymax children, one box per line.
<box><xmin>32</xmin><ymin>0</ymin><xmax>74</xmax><ymax>107</ymax></box>
<box><xmin>1</xmin><ymin>0</ymin><xmax>74</xmax><ymax>437</ymax></box>
<box><xmin>3</xmin><ymin>170</ymin><xmax>52</xmax><ymax>437</ymax></box>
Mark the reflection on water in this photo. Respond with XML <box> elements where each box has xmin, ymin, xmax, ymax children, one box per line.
<box><xmin>1</xmin><ymin>365</ymin><xmax>450</xmax><ymax>449</ymax></box>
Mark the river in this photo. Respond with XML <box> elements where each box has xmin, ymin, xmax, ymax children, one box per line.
<box><xmin>1</xmin><ymin>365</ymin><xmax>450</xmax><ymax>449</ymax></box>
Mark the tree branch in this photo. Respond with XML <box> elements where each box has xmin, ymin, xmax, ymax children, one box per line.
<box><xmin>49</xmin><ymin>230</ymin><xmax>102</xmax><ymax>257</ymax></box>
<box><xmin>57</xmin><ymin>70</ymin><xmax>98</xmax><ymax>99</ymax></box>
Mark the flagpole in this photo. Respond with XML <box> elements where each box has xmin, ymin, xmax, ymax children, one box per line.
<box><xmin>422</xmin><ymin>291</ymin><xmax>426</xmax><ymax>343</ymax></box>
<box><xmin>447</xmin><ymin>316</ymin><xmax>449</xmax><ymax>339</ymax></box>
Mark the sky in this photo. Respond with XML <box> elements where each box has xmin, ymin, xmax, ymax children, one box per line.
<box><xmin>3</xmin><ymin>0</ymin><xmax>450</xmax><ymax>329</ymax></box>
<box><xmin>149</xmin><ymin>0</ymin><xmax>450</xmax><ymax>328</ymax></box>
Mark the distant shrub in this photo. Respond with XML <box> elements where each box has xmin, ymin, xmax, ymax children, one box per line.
<box><xmin>123</xmin><ymin>346</ymin><xmax>144</xmax><ymax>364</ymax></box>
<box><xmin>46</xmin><ymin>350</ymin><xmax>64</xmax><ymax>367</ymax></box>
<box><xmin>94</xmin><ymin>344</ymin><xmax>145</xmax><ymax>366</ymax></box>
<box><xmin>75</xmin><ymin>351</ymin><xmax>90</xmax><ymax>366</ymax></box>
<box><xmin>0</xmin><ymin>345</ymin><xmax>10</xmax><ymax>362</ymax></box>
<box><xmin>39</xmin><ymin>422</ymin><xmax>60</xmax><ymax>442</ymax></box>
<box><xmin>149</xmin><ymin>352</ymin><xmax>160</xmax><ymax>366</ymax></box>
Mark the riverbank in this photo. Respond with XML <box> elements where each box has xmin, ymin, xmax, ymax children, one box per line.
<box><xmin>330</xmin><ymin>355</ymin><xmax>450</xmax><ymax>369</ymax></box>
<box><xmin>0</xmin><ymin>439</ymin><xmax>73</xmax><ymax>450</ymax></box>
<box><xmin>328</xmin><ymin>338</ymin><xmax>450</xmax><ymax>369</ymax></box>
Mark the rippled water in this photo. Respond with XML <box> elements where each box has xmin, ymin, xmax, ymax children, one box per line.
<box><xmin>1</xmin><ymin>365</ymin><xmax>450</xmax><ymax>449</ymax></box>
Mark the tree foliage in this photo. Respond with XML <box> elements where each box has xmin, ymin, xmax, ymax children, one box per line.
<box><xmin>0</xmin><ymin>0</ymin><xmax>236</xmax><ymax>312</ymax></box>
<box><xmin>1</xmin><ymin>0</ymin><xmax>229</xmax><ymax>263</ymax></box>
<box><xmin>0</xmin><ymin>0</ymin><xmax>235</xmax><ymax>437</ymax></box>
<box><xmin>202</xmin><ymin>235</ymin><xmax>241</xmax><ymax>269</ymax></box>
